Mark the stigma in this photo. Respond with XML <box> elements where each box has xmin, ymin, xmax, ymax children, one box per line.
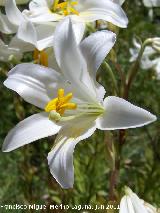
<box><xmin>33</xmin><ymin>49</ymin><xmax>48</xmax><ymax>67</ymax></box>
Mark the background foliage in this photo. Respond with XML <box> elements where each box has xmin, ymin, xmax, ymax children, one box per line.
<box><xmin>0</xmin><ymin>0</ymin><xmax>160</xmax><ymax>212</ymax></box>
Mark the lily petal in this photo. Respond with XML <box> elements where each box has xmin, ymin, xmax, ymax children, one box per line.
<box><xmin>72</xmin><ymin>21</ymin><xmax>85</xmax><ymax>44</ymax></box>
<box><xmin>120</xmin><ymin>188</ymin><xmax>149</xmax><ymax>213</ymax></box>
<box><xmin>9</xmin><ymin>35</ymin><xmax>34</xmax><ymax>52</ymax></box>
<box><xmin>0</xmin><ymin>0</ymin><xmax>30</xmax><ymax>5</ymax></box>
<box><xmin>54</xmin><ymin>17</ymin><xmax>98</xmax><ymax>103</ymax></box>
<box><xmin>80</xmin><ymin>30</ymin><xmax>116</xmax><ymax>102</ymax></box>
<box><xmin>2</xmin><ymin>112</ymin><xmax>61</xmax><ymax>152</ymax></box>
<box><xmin>96</xmin><ymin>96</ymin><xmax>157</xmax><ymax>130</ymax></box>
<box><xmin>120</xmin><ymin>196</ymin><xmax>135</xmax><ymax>213</ymax></box>
<box><xmin>4</xmin><ymin>63</ymin><xmax>62</xmax><ymax>109</ymax></box>
<box><xmin>48</xmin><ymin>119</ymin><xmax>96</xmax><ymax>189</ymax></box>
<box><xmin>77</xmin><ymin>0</ymin><xmax>128</xmax><ymax>28</ymax></box>
<box><xmin>0</xmin><ymin>12</ymin><xmax>17</xmax><ymax>34</ymax></box>
<box><xmin>0</xmin><ymin>39</ymin><xmax>22</xmax><ymax>61</ymax></box>
<box><xmin>80</xmin><ymin>30</ymin><xmax>116</xmax><ymax>79</ymax></box>
<box><xmin>5</xmin><ymin>0</ymin><xmax>25</xmax><ymax>26</ymax></box>
<box><xmin>17</xmin><ymin>20</ymin><xmax>55</xmax><ymax>50</ymax></box>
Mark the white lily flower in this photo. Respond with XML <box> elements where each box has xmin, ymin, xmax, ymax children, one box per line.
<box><xmin>0</xmin><ymin>0</ymin><xmax>30</xmax><ymax>6</ymax></box>
<box><xmin>3</xmin><ymin>0</ymin><xmax>128</xmax><ymax>50</ymax></box>
<box><xmin>0</xmin><ymin>35</ymin><xmax>33</xmax><ymax>62</ymax></box>
<box><xmin>143</xmin><ymin>0</ymin><xmax>160</xmax><ymax>7</ymax></box>
<box><xmin>0</xmin><ymin>11</ymin><xmax>17</xmax><ymax>34</ymax></box>
<box><xmin>3</xmin><ymin>18</ymin><xmax>156</xmax><ymax>189</ymax></box>
<box><xmin>120</xmin><ymin>187</ymin><xmax>159</xmax><ymax>213</ymax></box>
<box><xmin>0</xmin><ymin>39</ymin><xmax>22</xmax><ymax>62</ymax></box>
<box><xmin>143</xmin><ymin>0</ymin><xmax>160</xmax><ymax>20</ymax></box>
<box><xmin>130</xmin><ymin>38</ymin><xmax>160</xmax><ymax>78</ymax></box>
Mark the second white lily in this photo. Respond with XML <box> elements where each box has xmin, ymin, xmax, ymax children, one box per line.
<box><xmin>3</xmin><ymin>18</ymin><xmax>156</xmax><ymax>189</ymax></box>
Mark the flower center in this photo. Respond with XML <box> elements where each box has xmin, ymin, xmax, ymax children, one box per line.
<box><xmin>45</xmin><ymin>89</ymin><xmax>104</xmax><ymax>123</ymax></box>
<box><xmin>45</xmin><ymin>88</ymin><xmax>77</xmax><ymax>121</ymax></box>
<box><xmin>33</xmin><ymin>49</ymin><xmax>48</xmax><ymax>67</ymax></box>
<box><xmin>52</xmin><ymin>0</ymin><xmax>79</xmax><ymax>16</ymax></box>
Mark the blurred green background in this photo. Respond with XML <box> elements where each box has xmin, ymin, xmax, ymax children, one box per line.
<box><xmin>0</xmin><ymin>0</ymin><xmax>160</xmax><ymax>212</ymax></box>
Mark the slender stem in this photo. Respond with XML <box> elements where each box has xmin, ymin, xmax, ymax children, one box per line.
<box><xmin>124</xmin><ymin>39</ymin><xmax>153</xmax><ymax>99</ymax></box>
<box><xmin>103</xmin><ymin>62</ymin><xmax>119</xmax><ymax>96</ymax></box>
<box><xmin>108</xmin><ymin>130</ymin><xmax>125</xmax><ymax>201</ymax></box>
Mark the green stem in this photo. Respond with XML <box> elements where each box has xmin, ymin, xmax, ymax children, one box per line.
<box><xmin>124</xmin><ymin>39</ymin><xmax>153</xmax><ymax>99</ymax></box>
<box><xmin>103</xmin><ymin>62</ymin><xmax>119</xmax><ymax>96</ymax></box>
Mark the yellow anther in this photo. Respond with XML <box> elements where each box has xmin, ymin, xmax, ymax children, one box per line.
<box><xmin>45</xmin><ymin>88</ymin><xmax>77</xmax><ymax>115</ymax></box>
<box><xmin>63</xmin><ymin>93</ymin><xmax>73</xmax><ymax>103</ymax></box>
<box><xmin>45</xmin><ymin>98</ymin><xmax>58</xmax><ymax>112</ymax></box>
<box><xmin>63</xmin><ymin>10</ymin><xmax>69</xmax><ymax>16</ymax></box>
<box><xmin>40</xmin><ymin>51</ymin><xmax>48</xmax><ymax>67</ymax></box>
<box><xmin>60</xmin><ymin>103</ymin><xmax>77</xmax><ymax>110</ymax></box>
<box><xmin>58</xmin><ymin>88</ymin><xmax>64</xmax><ymax>99</ymax></box>
<box><xmin>33</xmin><ymin>49</ymin><xmax>48</xmax><ymax>67</ymax></box>
<box><xmin>71</xmin><ymin>1</ymin><xmax>78</xmax><ymax>6</ymax></box>
<box><xmin>52</xmin><ymin>0</ymin><xmax>60</xmax><ymax>11</ymax></box>
<box><xmin>33</xmin><ymin>49</ymin><xmax>39</xmax><ymax>61</ymax></box>
<box><xmin>69</xmin><ymin>7</ymin><xmax>79</xmax><ymax>15</ymax></box>
<box><xmin>52</xmin><ymin>0</ymin><xmax>79</xmax><ymax>16</ymax></box>
<box><xmin>56</xmin><ymin>2</ymin><xmax>67</xmax><ymax>9</ymax></box>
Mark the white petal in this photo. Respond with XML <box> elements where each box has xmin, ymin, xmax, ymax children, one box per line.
<box><xmin>72</xmin><ymin>21</ymin><xmax>85</xmax><ymax>44</ymax></box>
<box><xmin>4</xmin><ymin>63</ymin><xmax>62</xmax><ymax>109</ymax></box>
<box><xmin>47</xmin><ymin>120</ymin><xmax>96</xmax><ymax>189</ymax></box>
<box><xmin>22</xmin><ymin>8</ymin><xmax>62</xmax><ymax>23</ymax></box>
<box><xmin>0</xmin><ymin>12</ymin><xmax>17</xmax><ymax>34</ymax></box>
<box><xmin>80</xmin><ymin>30</ymin><xmax>116</xmax><ymax>78</ymax></box>
<box><xmin>2</xmin><ymin>112</ymin><xmax>61</xmax><ymax>152</ymax></box>
<box><xmin>29</xmin><ymin>0</ymin><xmax>49</xmax><ymax>10</ymax></box>
<box><xmin>96</xmin><ymin>96</ymin><xmax>157</xmax><ymax>130</ymax></box>
<box><xmin>9</xmin><ymin>35</ymin><xmax>34</xmax><ymax>52</ymax></box>
<box><xmin>5</xmin><ymin>0</ymin><xmax>25</xmax><ymax>26</ymax></box>
<box><xmin>0</xmin><ymin>39</ymin><xmax>22</xmax><ymax>61</ymax></box>
<box><xmin>54</xmin><ymin>17</ymin><xmax>85</xmax><ymax>82</ymax></box>
<box><xmin>120</xmin><ymin>196</ymin><xmax>135</xmax><ymax>213</ymax></box>
<box><xmin>54</xmin><ymin>17</ymin><xmax>98</xmax><ymax>103</ymax></box>
<box><xmin>143</xmin><ymin>0</ymin><xmax>160</xmax><ymax>7</ymax></box>
<box><xmin>0</xmin><ymin>0</ymin><xmax>30</xmax><ymax>6</ymax></box>
<box><xmin>113</xmin><ymin>0</ymin><xmax>125</xmax><ymax>5</ymax></box>
<box><xmin>17</xmin><ymin>21</ymin><xmax>55</xmax><ymax>50</ymax></box>
<box><xmin>77</xmin><ymin>0</ymin><xmax>128</xmax><ymax>28</ymax></box>
<box><xmin>130</xmin><ymin>193</ymin><xmax>148</xmax><ymax>213</ymax></box>
<box><xmin>17</xmin><ymin>20</ymin><xmax>37</xmax><ymax>47</ymax></box>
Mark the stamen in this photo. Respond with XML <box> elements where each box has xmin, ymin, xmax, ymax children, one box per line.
<box><xmin>52</xmin><ymin>0</ymin><xmax>79</xmax><ymax>16</ymax></box>
<box><xmin>40</xmin><ymin>51</ymin><xmax>48</xmax><ymax>67</ymax></box>
<box><xmin>60</xmin><ymin>103</ymin><xmax>77</xmax><ymax>110</ymax></box>
<box><xmin>71</xmin><ymin>1</ymin><xmax>78</xmax><ymax>6</ymax></box>
<box><xmin>58</xmin><ymin>88</ymin><xmax>64</xmax><ymax>99</ymax></box>
<box><xmin>33</xmin><ymin>49</ymin><xmax>48</xmax><ymax>67</ymax></box>
<box><xmin>52</xmin><ymin>0</ymin><xmax>60</xmax><ymax>11</ymax></box>
<box><xmin>69</xmin><ymin>7</ymin><xmax>79</xmax><ymax>15</ymax></box>
<box><xmin>56</xmin><ymin>2</ymin><xmax>68</xmax><ymax>9</ymax></box>
<box><xmin>45</xmin><ymin>88</ymin><xmax>77</xmax><ymax>116</ymax></box>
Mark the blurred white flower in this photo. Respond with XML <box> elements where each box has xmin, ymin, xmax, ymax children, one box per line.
<box><xmin>143</xmin><ymin>0</ymin><xmax>160</xmax><ymax>19</ymax></box>
<box><xmin>0</xmin><ymin>0</ymin><xmax>30</xmax><ymax>6</ymax></box>
<box><xmin>0</xmin><ymin>35</ymin><xmax>33</xmax><ymax>62</ymax></box>
<box><xmin>143</xmin><ymin>0</ymin><xmax>160</xmax><ymax>7</ymax></box>
<box><xmin>1</xmin><ymin>0</ymin><xmax>128</xmax><ymax>50</ymax></box>
<box><xmin>2</xmin><ymin>18</ymin><xmax>156</xmax><ymax>189</ymax></box>
<box><xmin>130</xmin><ymin>38</ymin><xmax>160</xmax><ymax>79</ymax></box>
<box><xmin>120</xmin><ymin>187</ymin><xmax>159</xmax><ymax>213</ymax></box>
<box><xmin>0</xmin><ymin>39</ymin><xmax>22</xmax><ymax>62</ymax></box>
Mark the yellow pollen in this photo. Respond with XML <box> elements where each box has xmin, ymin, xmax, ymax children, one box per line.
<box><xmin>33</xmin><ymin>49</ymin><xmax>48</xmax><ymax>67</ymax></box>
<box><xmin>52</xmin><ymin>0</ymin><xmax>79</xmax><ymax>16</ymax></box>
<box><xmin>45</xmin><ymin>88</ymin><xmax>77</xmax><ymax>115</ymax></box>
